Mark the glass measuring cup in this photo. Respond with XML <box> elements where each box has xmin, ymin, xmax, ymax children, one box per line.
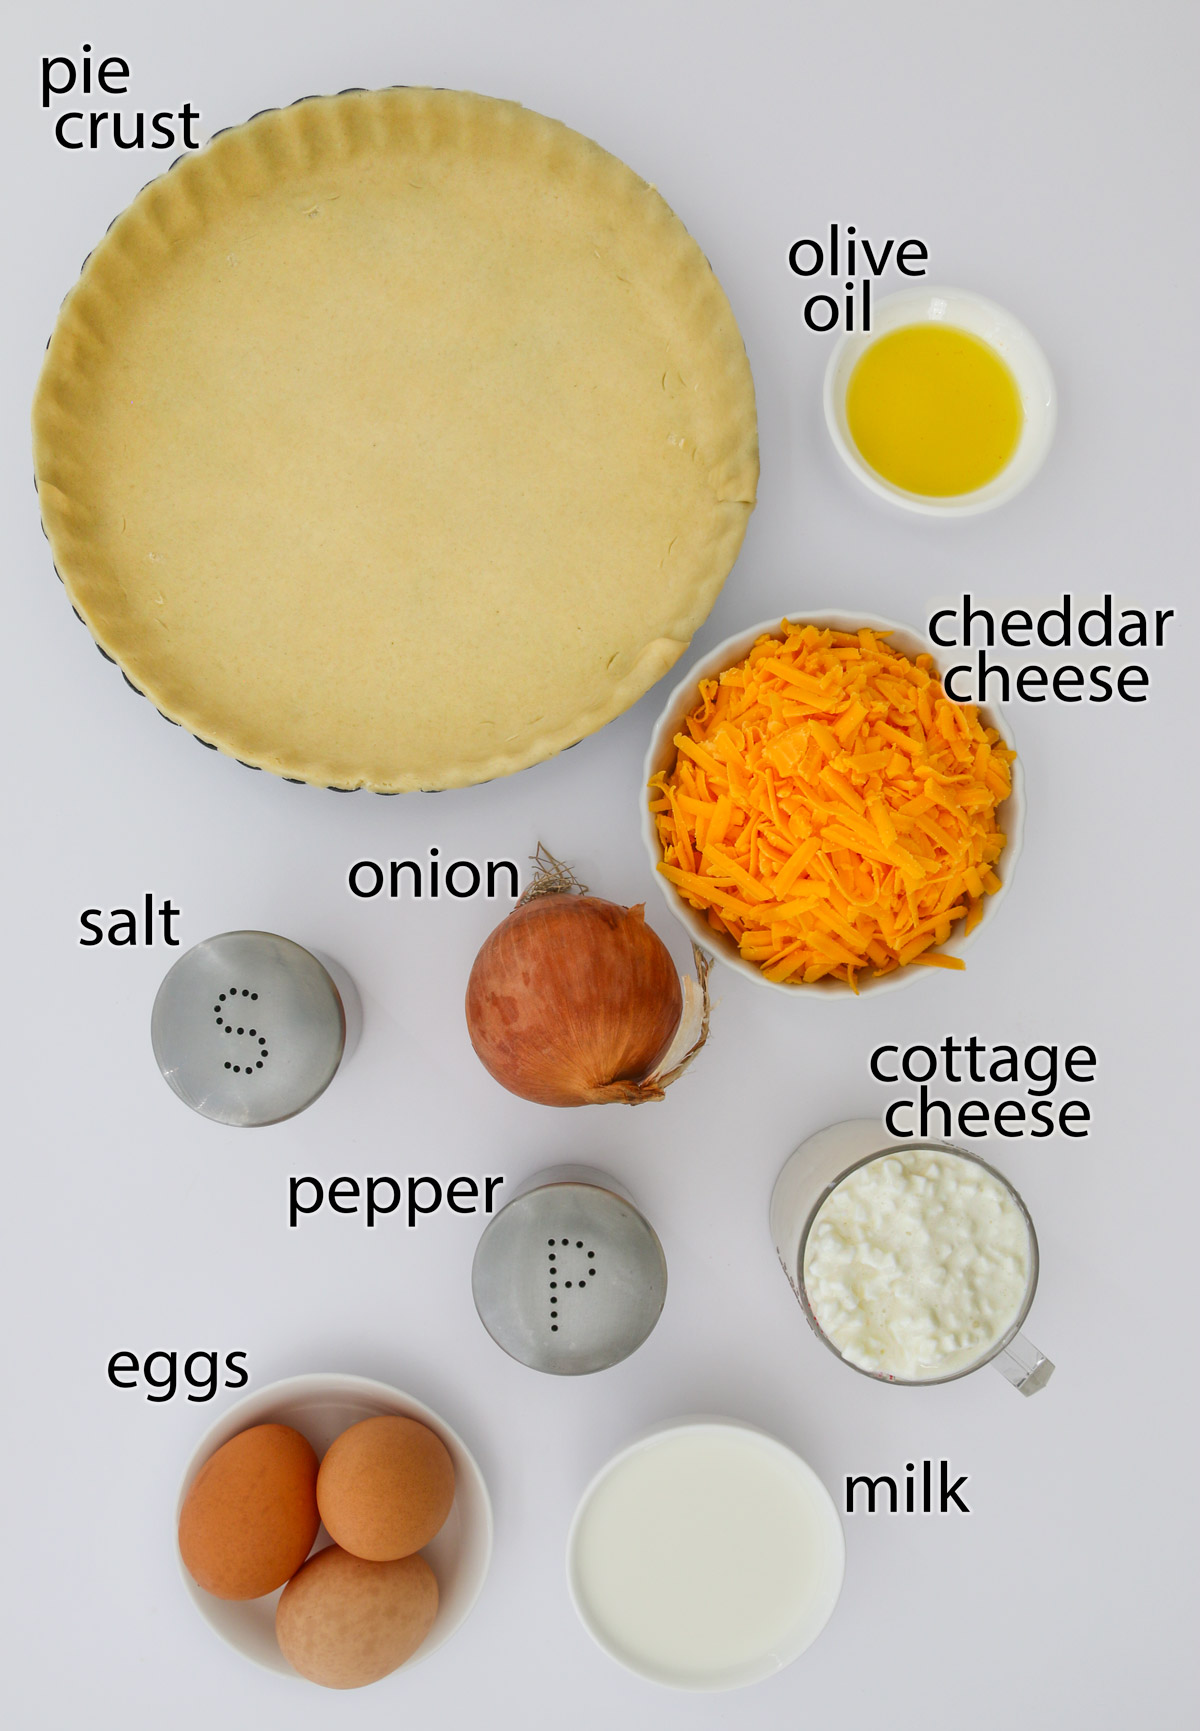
<box><xmin>769</xmin><ymin>1119</ymin><xmax>1054</xmax><ymax>1393</ymax></box>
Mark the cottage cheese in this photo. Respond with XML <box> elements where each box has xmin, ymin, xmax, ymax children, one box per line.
<box><xmin>802</xmin><ymin>1149</ymin><xmax>1030</xmax><ymax>1381</ymax></box>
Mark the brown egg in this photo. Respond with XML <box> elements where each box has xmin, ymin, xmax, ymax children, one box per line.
<box><xmin>317</xmin><ymin>1415</ymin><xmax>455</xmax><ymax>1561</ymax></box>
<box><xmin>179</xmin><ymin>1422</ymin><xmax>320</xmax><ymax>1600</ymax></box>
<box><xmin>276</xmin><ymin>1545</ymin><xmax>438</xmax><ymax>1688</ymax></box>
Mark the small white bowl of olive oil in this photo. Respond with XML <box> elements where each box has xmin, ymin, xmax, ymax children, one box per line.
<box><xmin>824</xmin><ymin>285</ymin><xmax>1056</xmax><ymax>516</ymax></box>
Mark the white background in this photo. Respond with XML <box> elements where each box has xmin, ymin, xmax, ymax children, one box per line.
<box><xmin>3</xmin><ymin>2</ymin><xmax>1197</xmax><ymax>1726</ymax></box>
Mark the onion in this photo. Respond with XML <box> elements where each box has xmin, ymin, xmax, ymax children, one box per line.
<box><xmin>466</xmin><ymin>850</ymin><xmax>709</xmax><ymax>1107</ymax></box>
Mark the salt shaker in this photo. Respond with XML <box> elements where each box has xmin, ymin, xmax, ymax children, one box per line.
<box><xmin>151</xmin><ymin>930</ymin><xmax>351</xmax><ymax>1127</ymax></box>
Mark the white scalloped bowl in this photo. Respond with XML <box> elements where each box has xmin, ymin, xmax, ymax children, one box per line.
<box><xmin>640</xmin><ymin>609</ymin><xmax>1025</xmax><ymax>999</ymax></box>
<box><xmin>175</xmin><ymin>1373</ymin><xmax>493</xmax><ymax>1680</ymax></box>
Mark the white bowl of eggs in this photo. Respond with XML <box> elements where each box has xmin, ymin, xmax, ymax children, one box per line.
<box><xmin>175</xmin><ymin>1373</ymin><xmax>493</xmax><ymax>1687</ymax></box>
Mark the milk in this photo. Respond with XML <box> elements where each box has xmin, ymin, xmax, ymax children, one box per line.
<box><xmin>568</xmin><ymin>1421</ymin><xmax>844</xmax><ymax>1690</ymax></box>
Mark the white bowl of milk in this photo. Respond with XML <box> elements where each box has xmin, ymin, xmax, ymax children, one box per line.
<box><xmin>567</xmin><ymin>1417</ymin><xmax>845</xmax><ymax>1690</ymax></box>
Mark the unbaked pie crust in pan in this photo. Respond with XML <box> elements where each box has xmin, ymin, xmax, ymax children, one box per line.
<box><xmin>33</xmin><ymin>88</ymin><xmax>758</xmax><ymax>791</ymax></box>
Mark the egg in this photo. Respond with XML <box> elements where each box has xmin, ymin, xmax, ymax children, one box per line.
<box><xmin>178</xmin><ymin>1422</ymin><xmax>320</xmax><ymax>1600</ymax></box>
<box><xmin>317</xmin><ymin>1415</ymin><xmax>455</xmax><ymax>1560</ymax></box>
<box><xmin>276</xmin><ymin>1544</ymin><xmax>439</xmax><ymax>1688</ymax></box>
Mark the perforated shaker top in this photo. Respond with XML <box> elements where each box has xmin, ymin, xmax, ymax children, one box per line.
<box><xmin>472</xmin><ymin>1180</ymin><xmax>667</xmax><ymax>1375</ymax></box>
<box><xmin>151</xmin><ymin>931</ymin><xmax>345</xmax><ymax>1127</ymax></box>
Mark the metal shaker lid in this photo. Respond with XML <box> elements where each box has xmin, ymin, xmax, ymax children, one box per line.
<box><xmin>151</xmin><ymin>931</ymin><xmax>345</xmax><ymax>1127</ymax></box>
<box><xmin>472</xmin><ymin>1166</ymin><xmax>667</xmax><ymax>1375</ymax></box>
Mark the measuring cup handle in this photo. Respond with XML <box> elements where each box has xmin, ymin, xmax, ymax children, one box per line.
<box><xmin>991</xmin><ymin>1332</ymin><xmax>1055</xmax><ymax>1395</ymax></box>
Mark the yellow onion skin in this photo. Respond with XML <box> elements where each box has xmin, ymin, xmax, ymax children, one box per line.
<box><xmin>465</xmin><ymin>894</ymin><xmax>683</xmax><ymax>1106</ymax></box>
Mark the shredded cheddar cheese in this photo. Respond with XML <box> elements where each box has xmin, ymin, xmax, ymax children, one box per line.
<box><xmin>649</xmin><ymin>624</ymin><xmax>1014</xmax><ymax>989</ymax></box>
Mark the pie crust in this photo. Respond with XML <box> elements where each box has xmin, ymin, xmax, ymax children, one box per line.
<box><xmin>33</xmin><ymin>89</ymin><xmax>758</xmax><ymax>791</ymax></box>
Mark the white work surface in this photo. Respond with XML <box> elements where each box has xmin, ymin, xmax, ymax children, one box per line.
<box><xmin>3</xmin><ymin>2</ymin><xmax>1197</xmax><ymax>1726</ymax></box>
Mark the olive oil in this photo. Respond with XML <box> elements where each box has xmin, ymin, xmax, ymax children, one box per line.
<box><xmin>846</xmin><ymin>323</ymin><xmax>1023</xmax><ymax>497</ymax></box>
